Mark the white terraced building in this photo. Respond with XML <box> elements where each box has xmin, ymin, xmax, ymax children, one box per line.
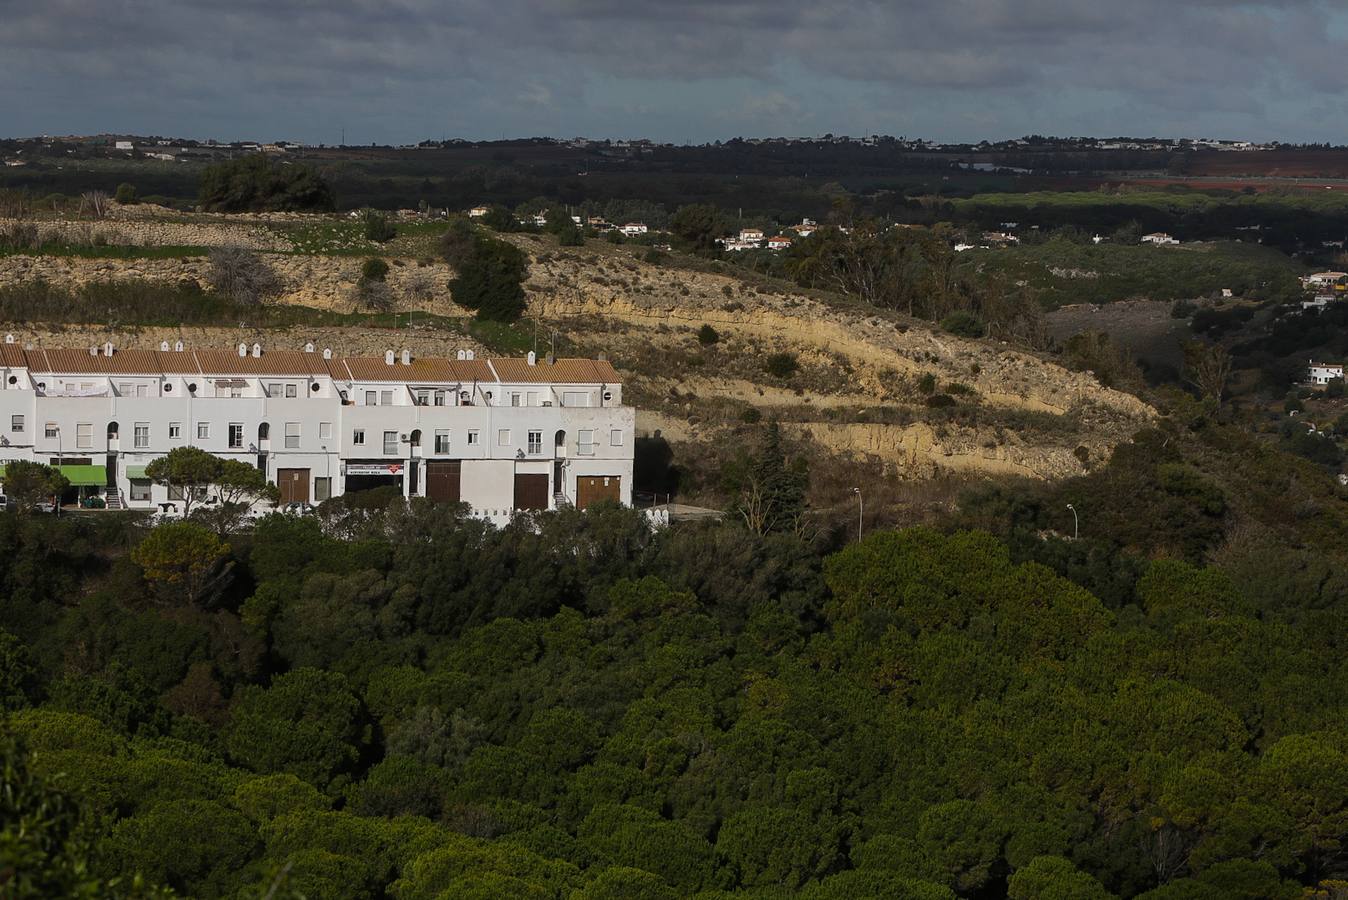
<box><xmin>0</xmin><ymin>340</ymin><xmax>633</xmax><ymax>522</ymax></box>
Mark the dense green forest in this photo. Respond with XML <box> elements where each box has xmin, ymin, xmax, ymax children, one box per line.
<box><xmin>5</xmin><ymin>412</ymin><xmax>1348</xmax><ymax>899</ymax></box>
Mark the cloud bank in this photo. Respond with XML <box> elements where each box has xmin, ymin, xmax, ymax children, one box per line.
<box><xmin>2</xmin><ymin>0</ymin><xmax>1344</xmax><ymax>142</ymax></box>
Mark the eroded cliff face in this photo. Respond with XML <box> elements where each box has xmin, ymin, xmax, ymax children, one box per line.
<box><xmin>0</xmin><ymin>212</ymin><xmax>1154</xmax><ymax>481</ymax></box>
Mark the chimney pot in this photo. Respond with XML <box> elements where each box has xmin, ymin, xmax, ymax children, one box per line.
<box><xmin>238</xmin><ymin>343</ymin><xmax>248</xmax><ymax>357</ymax></box>
<box><xmin>400</xmin><ymin>349</ymin><xmax>411</xmax><ymax>365</ymax></box>
<box><xmin>174</xmin><ymin>340</ymin><xmax>184</xmax><ymax>352</ymax></box>
<box><xmin>527</xmin><ymin>350</ymin><xmax>536</xmax><ymax>366</ymax></box>
<box><xmin>384</xmin><ymin>350</ymin><xmax>395</xmax><ymax>366</ymax></box>
<box><xmin>159</xmin><ymin>340</ymin><xmax>170</xmax><ymax>351</ymax></box>
<box><xmin>251</xmin><ymin>342</ymin><xmax>262</xmax><ymax>358</ymax></box>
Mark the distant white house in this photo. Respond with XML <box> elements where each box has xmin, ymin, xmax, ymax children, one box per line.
<box><xmin>1302</xmin><ymin>294</ymin><xmax>1337</xmax><ymax>311</ymax></box>
<box><xmin>1308</xmin><ymin>360</ymin><xmax>1345</xmax><ymax>385</ymax></box>
<box><xmin>738</xmin><ymin>228</ymin><xmax>765</xmax><ymax>243</ymax></box>
<box><xmin>1141</xmin><ymin>232</ymin><xmax>1180</xmax><ymax>245</ymax></box>
<box><xmin>981</xmin><ymin>231</ymin><xmax>1019</xmax><ymax>244</ymax></box>
<box><xmin>588</xmin><ymin>217</ymin><xmax>614</xmax><ymax>232</ymax></box>
<box><xmin>1303</xmin><ymin>271</ymin><xmax>1348</xmax><ymax>288</ymax></box>
<box><xmin>766</xmin><ymin>235</ymin><xmax>793</xmax><ymax>251</ymax></box>
<box><xmin>114</xmin><ymin>141</ymin><xmax>133</xmax><ymax>151</ymax></box>
<box><xmin>619</xmin><ymin>223</ymin><xmax>648</xmax><ymax>237</ymax></box>
<box><xmin>468</xmin><ymin>206</ymin><xmax>490</xmax><ymax>218</ymax></box>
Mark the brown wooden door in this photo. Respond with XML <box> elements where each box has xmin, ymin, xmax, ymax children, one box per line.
<box><xmin>425</xmin><ymin>461</ymin><xmax>462</xmax><ymax>503</ymax></box>
<box><xmin>576</xmin><ymin>475</ymin><xmax>621</xmax><ymax>510</ymax></box>
<box><xmin>513</xmin><ymin>473</ymin><xmax>550</xmax><ymax>511</ymax></box>
<box><xmin>277</xmin><ymin>468</ymin><xmax>310</xmax><ymax>504</ymax></box>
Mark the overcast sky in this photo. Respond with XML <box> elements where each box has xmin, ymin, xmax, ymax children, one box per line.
<box><xmin>4</xmin><ymin>1</ymin><xmax>1346</xmax><ymax>144</ymax></box>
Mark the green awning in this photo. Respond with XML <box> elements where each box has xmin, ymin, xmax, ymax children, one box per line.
<box><xmin>125</xmin><ymin>465</ymin><xmax>149</xmax><ymax>480</ymax></box>
<box><xmin>55</xmin><ymin>465</ymin><xmax>107</xmax><ymax>487</ymax></box>
<box><xmin>0</xmin><ymin>463</ymin><xmax>108</xmax><ymax>487</ymax></box>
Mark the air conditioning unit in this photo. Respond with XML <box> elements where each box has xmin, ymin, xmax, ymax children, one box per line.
<box><xmin>542</xmin><ymin>400</ymin><xmax>553</xmax><ymax>406</ymax></box>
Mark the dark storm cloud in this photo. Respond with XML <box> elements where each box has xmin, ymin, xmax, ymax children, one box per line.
<box><xmin>1</xmin><ymin>0</ymin><xmax>1344</xmax><ymax>140</ymax></box>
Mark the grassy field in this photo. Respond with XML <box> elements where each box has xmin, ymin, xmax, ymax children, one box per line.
<box><xmin>0</xmin><ymin>243</ymin><xmax>208</xmax><ymax>260</ymax></box>
<box><xmin>270</xmin><ymin>219</ymin><xmax>449</xmax><ymax>257</ymax></box>
<box><xmin>955</xmin><ymin>237</ymin><xmax>1304</xmax><ymax>308</ymax></box>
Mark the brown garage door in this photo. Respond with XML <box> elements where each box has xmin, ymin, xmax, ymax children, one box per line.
<box><xmin>577</xmin><ymin>475</ymin><xmax>621</xmax><ymax>510</ymax></box>
<box><xmin>513</xmin><ymin>473</ymin><xmax>550</xmax><ymax>511</ymax></box>
<box><xmin>277</xmin><ymin>468</ymin><xmax>310</xmax><ymax>504</ymax></box>
<box><xmin>425</xmin><ymin>460</ymin><xmax>462</xmax><ymax>503</ymax></box>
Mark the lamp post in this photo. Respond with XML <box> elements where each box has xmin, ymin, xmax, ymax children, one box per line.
<box><xmin>852</xmin><ymin>487</ymin><xmax>863</xmax><ymax>542</ymax></box>
<box><xmin>1066</xmin><ymin>503</ymin><xmax>1078</xmax><ymax>541</ymax></box>
<box><xmin>53</xmin><ymin>425</ymin><xmax>62</xmax><ymax>517</ymax></box>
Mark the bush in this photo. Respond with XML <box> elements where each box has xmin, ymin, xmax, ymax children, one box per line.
<box><xmin>1171</xmin><ymin>299</ymin><xmax>1197</xmax><ymax>318</ymax></box>
<box><xmin>361</xmin><ymin>210</ymin><xmax>397</xmax><ymax>243</ymax></box>
<box><xmin>940</xmin><ymin>311</ymin><xmax>987</xmax><ymax>338</ymax></box>
<box><xmin>206</xmin><ymin>247</ymin><xmax>283</xmax><ymax>305</ymax></box>
<box><xmin>114</xmin><ymin>183</ymin><xmax>138</xmax><ymax>205</ymax></box>
<box><xmin>917</xmin><ymin>372</ymin><xmax>937</xmax><ymax>395</ymax></box>
<box><xmin>445</xmin><ymin>231</ymin><xmax>528</xmax><ymax>323</ymax></box>
<box><xmin>361</xmin><ymin>258</ymin><xmax>390</xmax><ymax>283</ymax></box>
<box><xmin>643</xmin><ymin>248</ymin><xmax>669</xmax><ymax>264</ymax></box>
<box><xmin>764</xmin><ymin>352</ymin><xmax>799</xmax><ymax>379</ymax></box>
<box><xmin>697</xmin><ymin>324</ymin><xmax>720</xmax><ymax>346</ymax></box>
<box><xmin>740</xmin><ymin>408</ymin><xmax>763</xmax><ymax>424</ymax></box>
<box><xmin>557</xmin><ymin>227</ymin><xmax>584</xmax><ymax>247</ymax></box>
<box><xmin>197</xmin><ymin>155</ymin><xmax>333</xmax><ymax>213</ymax></box>
<box><xmin>925</xmin><ymin>393</ymin><xmax>956</xmax><ymax>408</ymax></box>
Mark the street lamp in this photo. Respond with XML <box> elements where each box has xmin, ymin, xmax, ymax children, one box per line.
<box><xmin>852</xmin><ymin>487</ymin><xmax>863</xmax><ymax>541</ymax></box>
<box><xmin>1066</xmin><ymin>503</ymin><xmax>1078</xmax><ymax>541</ymax></box>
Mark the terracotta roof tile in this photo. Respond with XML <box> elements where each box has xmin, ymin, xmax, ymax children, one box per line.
<box><xmin>6</xmin><ymin>347</ymin><xmax>621</xmax><ymax>386</ymax></box>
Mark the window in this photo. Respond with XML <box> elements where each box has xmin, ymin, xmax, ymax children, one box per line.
<box><xmin>229</xmin><ymin>423</ymin><xmax>244</xmax><ymax>449</ymax></box>
<box><xmin>285</xmin><ymin>383</ymin><xmax>298</xmax><ymax>398</ymax></box>
<box><xmin>266</xmin><ymin>382</ymin><xmax>282</xmax><ymax>398</ymax></box>
<box><xmin>415</xmin><ymin>390</ymin><xmax>430</xmax><ymax>406</ymax></box>
<box><xmin>467</xmin><ymin>430</ymin><xmax>480</xmax><ymax>446</ymax></box>
<box><xmin>435</xmin><ymin>430</ymin><xmax>450</xmax><ymax>453</ymax></box>
<box><xmin>353</xmin><ymin>428</ymin><xmax>365</xmax><ymax>446</ymax></box>
<box><xmin>380</xmin><ymin>390</ymin><xmax>393</xmax><ymax>406</ymax></box>
<box><xmin>365</xmin><ymin>390</ymin><xmax>376</xmax><ymax>406</ymax></box>
<box><xmin>319</xmin><ymin>422</ymin><xmax>332</xmax><ymax>440</ymax></box>
<box><xmin>610</xmin><ymin>429</ymin><xmax>624</xmax><ymax>446</ymax></box>
<box><xmin>168</xmin><ymin>422</ymin><xmax>181</xmax><ymax>440</ymax></box>
<box><xmin>562</xmin><ymin>391</ymin><xmax>589</xmax><ymax>407</ymax></box>
<box><xmin>134</xmin><ymin>423</ymin><xmax>149</xmax><ymax>449</ymax></box>
<box><xmin>197</xmin><ymin>422</ymin><xmax>210</xmax><ymax>440</ymax></box>
<box><xmin>527</xmin><ymin>392</ymin><xmax>538</xmax><ymax>406</ymax></box>
<box><xmin>383</xmin><ymin>431</ymin><xmax>398</xmax><ymax>455</ymax></box>
<box><xmin>497</xmin><ymin>428</ymin><xmax>512</xmax><ymax>447</ymax></box>
<box><xmin>44</xmin><ymin>423</ymin><xmax>57</xmax><ymax>439</ymax></box>
<box><xmin>130</xmin><ymin>480</ymin><xmax>151</xmax><ymax>502</ymax></box>
<box><xmin>9</xmin><ymin>415</ymin><xmax>21</xmax><ymax>433</ymax></box>
<box><xmin>314</xmin><ymin>477</ymin><xmax>332</xmax><ymax>502</ymax></box>
<box><xmin>511</xmin><ymin>393</ymin><xmax>521</xmax><ymax>407</ymax></box>
<box><xmin>434</xmin><ymin>390</ymin><xmax>446</xmax><ymax>406</ymax></box>
<box><xmin>119</xmin><ymin>382</ymin><xmax>132</xmax><ymax>396</ymax></box>
<box><xmin>284</xmin><ymin>423</ymin><xmax>300</xmax><ymax>449</ymax></box>
<box><xmin>578</xmin><ymin>429</ymin><xmax>596</xmax><ymax>456</ymax></box>
<box><xmin>75</xmin><ymin>423</ymin><xmax>92</xmax><ymax>450</ymax></box>
<box><xmin>528</xmin><ymin>431</ymin><xmax>542</xmax><ymax>454</ymax></box>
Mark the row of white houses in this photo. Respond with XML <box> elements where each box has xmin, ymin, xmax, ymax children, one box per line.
<box><xmin>0</xmin><ymin>341</ymin><xmax>634</xmax><ymax>523</ymax></box>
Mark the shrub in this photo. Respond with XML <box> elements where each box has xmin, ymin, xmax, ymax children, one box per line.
<box><xmin>557</xmin><ymin>227</ymin><xmax>584</xmax><ymax>247</ymax></box>
<box><xmin>361</xmin><ymin>209</ymin><xmax>397</xmax><ymax>243</ymax></box>
<box><xmin>697</xmin><ymin>324</ymin><xmax>720</xmax><ymax>346</ymax></box>
<box><xmin>741</xmin><ymin>408</ymin><xmax>763</xmax><ymax>424</ymax></box>
<box><xmin>197</xmin><ymin>155</ymin><xmax>334</xmax><ymax>213</ymax></box>
<box><xmin>114</xmin><ymin>183</ymin><xmax>138</xmax><ymax>205</ymax></box>
<box><xmin>361</xmin><ymin>258</ymin><xmax>390</xmax><ymax>283</ymax></box>
<box><xmin>643</xmin><ymin>248</ymin><xmax>669</xmax><ymax>264</ymax></box>
<box><xmin>917</xmin><ymin>372</ymin><xmax>937</xmax><ymax>395</ymax></box>
<box><xmin>940</xmin><ymin>311</ymin><xmax>987</xmax><ymax>338</ymax></box>
<box><xmin>206</xmin><ymin>247</ymin><xmax>283</xmax><ymax>305</ymax></box>
<box><xmin>925</xmin><ymin>393</ymin><xmax>956</xmax><ymax>408</ymax></box>
<box><xmin>764</xmin><ymin>352</ymin><xmax>799</xmax><ymax>379</ymax></box>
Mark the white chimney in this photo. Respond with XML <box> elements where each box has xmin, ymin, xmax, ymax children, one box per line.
<box><xmin>251</xmin><ymin>343</ymin><xmax>262</xmax><ymax>358</ymax></box>
<box><xmin>174</xmin><ymin>340</ymin><xmax>184</xmax><ymax>352</ymax></box>
<box><xmin>89</xmin><ymin>346</ymin><xmax>99</xmax><ymax>357</ymax></box>
<box><xmin>103</xmin><ymin>341</ymin><xmax>114</xmax><ymax>356</ymax></box>
<box><xmin>4</xmin><ymin>334</ymin><xmax>13</xmax><ymax>344</ymax></box>
<box><xmin>159</xmin><ymin>340</ymin><xmax>170</xmax><ymax>351</ymax></box>
<box><xmin>400</xmin><ymin>349</ymin><xmax>410</xmax><ymax>365</ymax></box>
<box><xmin>456</xmin><ymin>350</ymin><xmax>466</xmax><ymax>360</ymax></box>
<box><xmin>465</xmin><ymin>350</ymin><xmax>475</xmax><ymax>361</ymax></box>
<box><xmin>322</xmin><ymin>348</ymin><xmax>332</xmax><ymax>360</ymax></box>
<box><xmin>304</xmin><ymin>342</ymin><xmax>315</xmax><ymax>353</ymax></box>
<box><xmin>238</xmin><ymin>343</ymin><xmax>248</xmax><ymax>357</ymax></box>
<box><xmin>527</xmin><ymin>350</ymin><xmax>536</xmax><ymax>366</ymax></box>
<box><xmin>384</xmin><ymin>349</ymin><xmax>395</xmax><ymax>366</ymax></box>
